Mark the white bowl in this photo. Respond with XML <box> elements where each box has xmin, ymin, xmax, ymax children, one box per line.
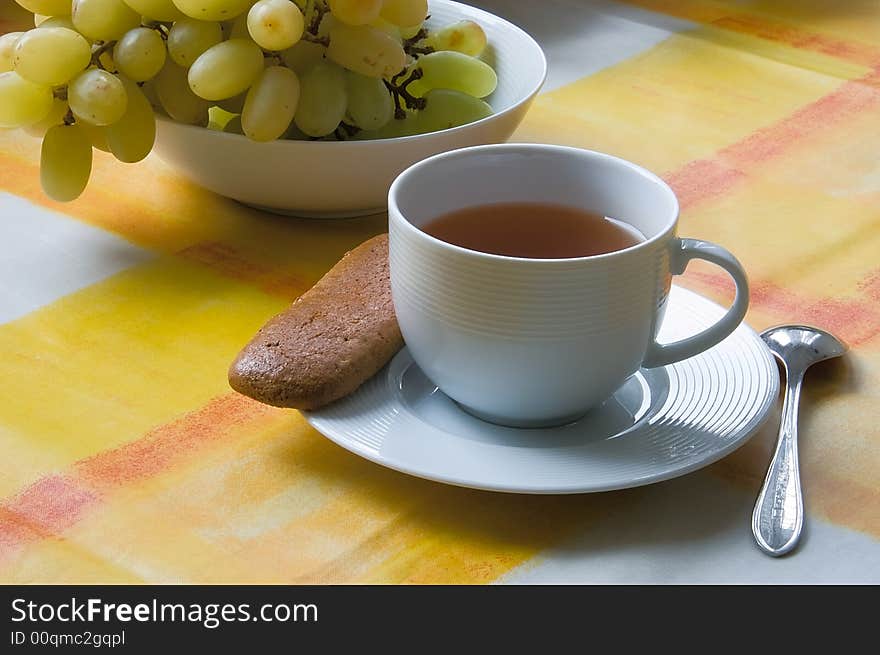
<box><xmin>152</xmin><ymin>0</ymin><xmax>546</xmax><ymax>217</ymax></box>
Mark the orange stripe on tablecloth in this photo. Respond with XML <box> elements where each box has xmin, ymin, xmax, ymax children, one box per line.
<box><xmin>710</xmin><ymin>14</ymin><xmax>880</xmax><ymax>68</ymax></box>
<box><xmin>666</xmin><ymin>67</ymin><xmax>880</xmax><ymax>210</ymax></box>
<box><xmin>663</xmin><ymin>159</ymin><xmax>747</xmax><ymax>210</ymax></box>
<box><xmin>721</xmin><ymin>71</ymin><xmax>880</xmax><ymax>165</ymax></box>
<box><xmin>178</xmin><ymin>241</ymin><xmax>309</xmax><ymax>300</ymax></box>
<box><xmin>621</xmin><ymin>0</ymin><xmax>880</xmax><ymax>67</ymax></box>
<box><xmin>0</xmin><ymin>476</ymin><xmax>100</xmax><ymax>566</ymax></box>
<box><xmin>0</xmin><ymin>477</ymin><xmax>99</xmax><ymax>551</ymax></box>
<box><xmin>0</xmin><ymin>508</ymin><xmax>40</xmax><ymax>551</ymax></box>
<box><xmin>74</xmin><ymin>394</ymin><xmax>277</xmax><ymax>489</ymax></box>
<box><xmin>684</xmin><ymin>269</ymin><xmax>880</xmax><ymax>347</ymax></box>
<box><xmin>0</xmin><ymin>393</ymin><xmax>280</xmax><ymax>559</ymax></box>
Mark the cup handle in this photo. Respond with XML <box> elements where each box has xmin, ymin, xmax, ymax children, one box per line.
<box><xmin>642</xmin><ymin>238</ymin><xmax>750</xmax><ymax>368</ymax></box>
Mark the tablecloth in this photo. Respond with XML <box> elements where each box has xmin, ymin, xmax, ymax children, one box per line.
<box><xmin>1</xmin><ymin>0</ymin><xmax>877</xmax><ymax>584</ymax></box>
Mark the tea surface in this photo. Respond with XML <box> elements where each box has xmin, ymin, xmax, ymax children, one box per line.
<box><xmin>422</xmin><ymin>202</ymin><xmax>644</xmax><ymax>258</ymax></box>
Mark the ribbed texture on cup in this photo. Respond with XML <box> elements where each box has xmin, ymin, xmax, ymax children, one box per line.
<box><xmin>390</xmin><ymin>216</ymin><xmax>672</xmax><ymax>340</ymax></box>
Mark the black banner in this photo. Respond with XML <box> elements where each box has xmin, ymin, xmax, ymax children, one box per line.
<box><xmin>0</xmin><ymin>585</ymin><xmax>866</xmax><ymax>650</ymax></box>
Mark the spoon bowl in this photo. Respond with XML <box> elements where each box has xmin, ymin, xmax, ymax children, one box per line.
<box><xmin>761</xmin><ymin>325</ymin><xmax>848</xmax><ymax>371</ymax></box>
<box><xmin>752</xmin><ymin>324</ymin><xmax>847</xmax><ymax>557</ymax></box>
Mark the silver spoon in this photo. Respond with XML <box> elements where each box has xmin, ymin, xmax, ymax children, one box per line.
<box><xmin>752</xmin><ymin>325</ymin><xmax>847</xmax><ymax>557</ymax></box>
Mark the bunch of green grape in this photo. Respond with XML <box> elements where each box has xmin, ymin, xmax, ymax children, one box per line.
<box><xmin>0</xmin><ymin>0</ymin><xmax>497</xmax><ymax>202</ymax></box>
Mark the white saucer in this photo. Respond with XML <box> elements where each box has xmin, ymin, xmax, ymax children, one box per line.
<box><xmin>304</xmin><ymin>286</ymin><xmax>779</xmax><ymax>494</ymax></box>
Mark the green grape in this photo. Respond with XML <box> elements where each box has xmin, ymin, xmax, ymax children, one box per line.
<box><xmin>226</xmin><ymin>12</ymin><xmax>249</xmax><ymax>39</ymax></box>
<box><xmin>216</xmin><ymin>91</ymin><xmax>245</xmax><ymax>113</ymax></box>
<box><xmin>72</xmin><ymin>0</ymin><xmax>141</xmax><ymax>42</ymax></box>
<box><xmin>345</xmin><ymin>70</ymin><xmax>391</xmax><ymax>130</ymax></box>
<box><xmin>188</xmin><ymin>39</ymin><xmax>264</xmax><ymax>101</ymax></box>
<box><xmin>0</xmin><ymin>33</ymin><xmax>24</xmax><ymax>74</ymax></box>
<box><xmin>424</xmin><ymin>20</ymin><xmax>487</xmax><ymax>57</ymax></box>
<box><xmin>327</xmin><ymin>22</ymin><xmax>406</xmax><ymax>78</ymax></box>
<box><xmin>353</xmin><ymin>111</ymin><xmax>419</xmax><ymax>140</ymax></box>
<box><xmin>294</xmin><ymin>61</ymin><xmax>346</xmax><ymax>137</ymax></box>
<box><xmin>68</xmin><ymin>69</ymin><xmax>128</xmax><ymax>126</ymax></box>
<box><xmin>122</xmin><ymin>0</ymin><xmax>185</xmax><ymax>21</ymax></box>
<box><xmin>14</xmin><ymin>0</ymin><xmax>72</xmax><ymax>16</ymax></box>
<box><xmin>78</xmin><ymin>119</ymin><xmax>111</xmax><ymax>151</ymax></box>
<box><xmin>207</xmin><ymin>105</ymin><xmax>237</xmax><ymax>129</ymax></box>
<box><xmin>155</xmin><ymin>60</ymin><xmax>209</xmax><ymax>125</ymax></box>
<box><xmin>167</xmin><ymin>19</ymin><xmax>223</xmax><ymax>68</ymax></box>
<box><xmin>172</xmin><ymin>0</ymin><xmax>253</xmax><ymax>22</ymax></box>
<box><xmin>36</xmin><ymin>16</ymin><xmax>77</xmax><ymax>30</ymax></box>
<box><xmin>368</xmin><ymin>16</ymin><xmax>402</xmax><ymax>43</ymax></box>
<box><xmin>403</xmin><ymin>77</ymin><xmax>427</xmax><ymax>98</ymax></box>
<box><xmin>114</xmin><ymin>28</ymin><xmax>167</xmax><ymax>82</ymax></box>
<box><xmin>106</xmin><ymin>77</ymin><xmax>156</xmax><ymax>162</ymax></box>
<box><xmin>34</xmin><ymin>14</ymin><xmax>48</xmax><ymax>26</ymax></box>
<box><xmin>24</xmin><ymin>97</ymin><xmax>69</xmax><ymax>137</ymax></box>
<box><xmin>242</xmin><ymin>65</ymin><xmax>299</xmax><ymax>141</ymax></box>
<box><xmin>415</xmin><ymin>88</ymin><xmax>491</xmax><ymax>132</ymax></box>
<box><xmin>0</xmin><ymin>71</ymin><xmax>53</xmax><ymax>128</ymax></box>
<box><xmin>415</xmin><ymin>50</ymin><xmax>497</xmax><ymax>98</ymax></box>
<box><xmin>247</xmin><ymin>0</ymin><xmax>304</xmax><ymax>51</ymax></box>
<box><xmin>98</xmin><ymin>50</ymin><xmax>116</xmax><ymax>73</ymax></box>
<box><xmin>380</xmin><ymin>0</ymin><xmax>427</xmax><ymax>28</ymax></box>
<box><xmin>13</xmin><ymin>28</ymin><xmax>91</xmax><ymax>87</ymax></box>
<box><xmin>41</xmin><ymin>123</ymin><xmax>92</xmax><ymax>202</ymax></box>
<box><xmin>399</xmin><ymin>23</ymin><xmax>422</xmax><ymax>40</ymax></box>
<box><xmin>329</xmin><ymin>0</ymin><xmax>382</xmax><ymax>27</ymax></box>
<box><xmin>141</xmin><ymin>78</ymin><xmax>160</xmax><ymax>107</ymax></box>
<box><xmin>280</xmin><ymin>40</ymin><xmax>325</xmax><ymax>74</ymax></box>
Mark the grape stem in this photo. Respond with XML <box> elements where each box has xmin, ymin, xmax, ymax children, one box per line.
<box><xmin>403</xmin><ymin>28</ymin><xmax>434</xmax><ymax>58</ymax></box>
<box><xmin>90</xmin><ymin>41</ymin><xmax>117</xmax><ymax>70</ymax></box>
<box><xmin>385</xmin><ymin>67</ymin><xmax>427</xmax><ymax>118</ymax></box>
<box><xmin>301</xmin><ymin>32</ymin><xmax>330</xmax><ymax>47</ymax></box>
<box><xmin>307</xmin><ymin>0</ymin><xmax>329</xmax><ymax>37</ymax></box>
<box><xmin>144</xmin><ymin>21</ymin><xmax>171</xmax><ymax>40</ymax></box>
<box><xmin>63</xmin><ymin>108</ymin><xmax>75</xmax><ymax>127</ymax></box>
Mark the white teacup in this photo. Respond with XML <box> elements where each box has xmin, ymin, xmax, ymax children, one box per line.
<box><xmin>388</xmin><ymin>144</ymin><xmax>749</xmax><ymax>428</ymax></box>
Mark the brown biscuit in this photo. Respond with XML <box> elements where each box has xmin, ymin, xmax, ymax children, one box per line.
<box><xmin>228</xmin><ymin>233</ymin><xmax>403</xmax><ymax>410</ymax></box>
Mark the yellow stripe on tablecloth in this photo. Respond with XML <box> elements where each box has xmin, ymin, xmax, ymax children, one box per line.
<box><xmin>0</xmin><ymin>257</ymin><xmax>286</xmax><ymax>497</ymax></box>
<box><xmin>9</xmin><ymin>537</ymin><xmax>146</xmax><ymax>585</ymax></box>
<box><xmin>679</xmin><ymin>180</ymin><xmax>880</xmax><ymax>301</ymax></box>
<box><xmin>513</xmin><ymin>30</ymin><xmax>864</xmax><ymax>176</ymax></box>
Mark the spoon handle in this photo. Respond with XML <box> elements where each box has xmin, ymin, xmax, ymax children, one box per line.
<box><xmin>752</xmin><ymin>366</ymin><xmax>805</xmax><ymax>556</ymax></box>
